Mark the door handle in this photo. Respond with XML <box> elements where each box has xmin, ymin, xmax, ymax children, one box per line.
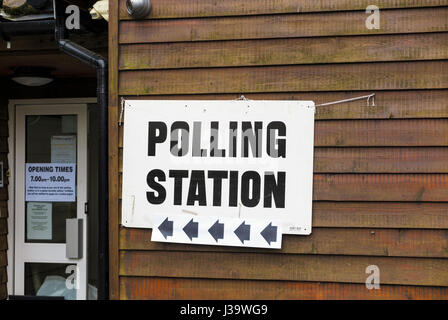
<box><xmin>66</xmin><ymin>218</ymin><xmax>83</xmax><ymax>259</ymax></box>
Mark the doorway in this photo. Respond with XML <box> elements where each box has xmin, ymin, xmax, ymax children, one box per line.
<box><xmin>8</xmin><ymin>99</ymin><xmax>98</xmax><ymax>300</ymax></box>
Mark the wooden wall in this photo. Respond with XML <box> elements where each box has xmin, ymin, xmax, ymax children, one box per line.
<box><xmin>109</xmin><ymin>0</ymin><xmax>448</xmax><ymax>299</ymax></box>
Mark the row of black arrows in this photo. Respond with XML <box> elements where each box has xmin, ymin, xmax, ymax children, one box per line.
<box><xmin>158</xmin><ymin>217</ymin><xmax>278</xmax><ymax>245</ymax></box>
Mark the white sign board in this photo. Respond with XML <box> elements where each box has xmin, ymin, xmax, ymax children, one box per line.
<box><xmin>121</xmin><ymin>100</ymin><xmax>315</xmax><ymax>239</ymax></box>
<box><xmin>27</xmin><ymin>202</ymin><xmax>52</xmax><ymax>240</ymax></box>
<box><xmin>25</xmin><ymin>163</ymin><xmax>76</xmax><ymax>202</ymax></box>
<box><xmin>151</xmin><ymin>215</ymin><xmax>282</xmax><ymax>249</ymax></box>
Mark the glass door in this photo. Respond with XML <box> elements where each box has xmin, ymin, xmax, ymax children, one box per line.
<box><xmin>14</xmin><ymin>104</ymin><xmax>87</xmax><ymax>300</ymax></box>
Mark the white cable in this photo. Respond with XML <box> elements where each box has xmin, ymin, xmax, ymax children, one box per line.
<box><xmin>316</xmin><ymin>93</ymin><xmax>376</xmax><ymax>107</ymax></box>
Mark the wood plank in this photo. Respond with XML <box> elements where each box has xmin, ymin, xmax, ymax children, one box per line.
<box><xmin>108</xmin><ymin>0</ymin><xmax>120</xmax><ymax>301</ymax></box>
<box><xmin>0</xmin><ymin>253</ymin><xmax>6</xmax><ymax>268</ymax></box>
<box><xmin>120</xmin><ymin>277</ymin><xmax>448</xmax><ymax>300</ymax></box>
<box><xmin>0</xmin><ymin>202</ymin><xmax>7</xmax><ymax>218</ymax></box>
<box><xmin>119</xmin><ymin>33</ymin><xmax>448</xmax><ymax>70</ymax></box>
<box><xmin>119</xmin><ymin>251</ymin><xmax>448</xmax><ymax>286</ymax></box>
<box><xmin>0</xmin><ymin>283</ymin><xmax>6</xmax><ymax>300</ymax></box>
<box><xmin>314</xmin><ymin>148</ymin><xmax>448</xmax><ymax>173</ymax></box>
<box><xmin>0</xmin><ymin>218</ymin><xmax>7</xmax><ymax>235</ymax></box>
<box><xmin>121</xmin><ymin>90</ymin><xmax>448</xmax><ymax>120</ymax></box>
<box><xmin>119</xmin><ymin>61</ymin><xmax>448</xmax><ymax>95</ymax></box>
<box><xmin>119</xmin><ymin>0</ymin><xmax>448</xmax><ymax>20</ymax></box>
<box><xmin>315</xmin><ymin>119</ymin><xmax>448</xmax><ymax>147</ymax></box>
<box><xmin>120</xmin><ymin>227</ymin><xmax>448</xmax><ymax>258</ymax></box>
<box><xmin>312</xmin><ymin>202</ymin><xmax>448</xmax><ymax>229</ymax></box>
<box><xmin>119</xmin><ymin>8</ymin><xmax>448</xmax><ymax>44</ymax></box>
<box><xmin>0</xmin><ymin>268</ymin><xmax>6</xmax><ymax>286</ymax></box>
<box><xmin>0</xmin><ymin>235</ymin><xmax>7</xmax><ymax>251</ymax></box>
<box><xmin>313</xmin><ymin>174</ymin><xmax>448</xmax><ymax>202</ymax></box>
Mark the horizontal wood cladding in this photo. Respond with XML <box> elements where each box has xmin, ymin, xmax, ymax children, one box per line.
<box><xmin>314</xmin><ymin>119</ymin><xmax>448</xmax><ymax>147</ymax></box>
<box><xmin>0</xmin><ymin>270</ymin><xmax>4</xmax><ymax>285</ymax></box>
<box><xmin>115</xmin><ymin>0</ymin><xmax>448</xmax><ymax>300</ymax></box>
<box><xmin>313</xmin><ymin>174</ymin><xmax>448</xmax><ymax>202</ymax></box>
<box><xmin>0</xmin><ymin>202</ymin><xmax>7</xmax><ymax>218</ymax></box>
<box><xmin>120</xmin><ymin>251</ymin><xmax>448</xmax><ymax>286</ymax></box>
<box><xmin>119</xmin><ymin>61</ymin><xmax>448</xmax><ymax>95</ymax></box>
<box><xmin>119</xmin><ymin>7</ymin><xmax>448</xmax><ymax>44</ymax></box>
<box><xmin>0</xmin><ymin>283</ymin><xmax>6</xmax><ymax>300</ymax></box>
<box><xmin>0</xmin><ymin>253</ymin><xmax>5</xmax><ymax>299</ymax></box>
<box><xmin>120</xmin><ymin>33</ymin><xmax>448</xmax><ymax>70</ymax></box>
<box><xmin>119</xmin><ymin>0</ymin><xmax>448</xmax><ymax>20</ymax></box>
<box><xmin>0</xmin><ymin>252</ymin><xmax>6</xmax><ymax>268</ymax></box>
<box><xmin>314</xmin><ymin>148</ymin><xmax>448</xmax><ymax>173</ymax></box>
<box><xmin>312</xmin><ymin>202</ymin><xmax>448</xmax><ymax>229</ymax></box>
<box><xmin>120</xmin><ymin>227</ymin><xmax>448</xmax><ymax>258</ymax></box>
<box><xmin>0</xmin><ymin>235</ymin><xmax>7</xmax><ymax>251</ymax></box>
<box><xmin>0</xmin><ymin>218</ymin><xmax>7</xmax><ymax>235</ymax></box>
<box><xmin>118</xmin><ymin>147</ymin><xmax>448</xmax><ymax>173</ymax></box>
<box><xmin>120</xmin><ymin>277</ymin><xmax>448</xmax><ymax>300</ymax></box>
<box><xmin>121</xmin><ymin>90</ymin><xmax>448</xmax><ymax>120</ymax></box>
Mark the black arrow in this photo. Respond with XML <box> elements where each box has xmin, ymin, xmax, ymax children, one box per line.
<box><xmin>260</xmin><ymin>222</ymin><xmax>278</xmax><ymax>245</ymax></box>
<box><xmin>234</xmin><ymin>221</ymin><xmax>250</xmax><ymax>244</ymax></box>
<box><xmin>208</xmin><ymin>220</ymin><xmax>224</xmax><ymax>242</ymax></box>
<box><xmin>158</xmin><ymin>217</ymin><xmax>173</xmax><ymax>239</ymax></box>
<box><xmin>183</xmin><ymin>218</ymin><xmax>199</xmax><ymax>241</ymax></box>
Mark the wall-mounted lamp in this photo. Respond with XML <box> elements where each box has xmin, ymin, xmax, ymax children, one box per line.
<box><xmin>11</xmin><ymin>66</ymin><xmax>54</xmax><ymax>87</ymax></box>
<box><xmin>126</xmin><ymin>0</ymin><xmax>152</xmax><ymax>19</ymax></box>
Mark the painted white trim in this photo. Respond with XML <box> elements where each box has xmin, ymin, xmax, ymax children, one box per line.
<box><xmin>7</xmin><ymin>101</ymin><xmax>15</xmax><ymax>297</ymax></box>
<box><xmin>7</xmin><ymin>98</ymin><xmax>94</xmax><ymax>299</ymax></box>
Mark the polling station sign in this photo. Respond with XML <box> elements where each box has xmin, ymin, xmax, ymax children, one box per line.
<box><xmin>121</xmin><ymin>100</ymin><xmax>315</xmax><ymax>240</ymax></box>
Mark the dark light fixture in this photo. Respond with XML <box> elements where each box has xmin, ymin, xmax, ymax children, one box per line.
<box><xmin>11</xmin><ymin>66</ymin><xmax>54</xmax><ymax>86</ymax></box>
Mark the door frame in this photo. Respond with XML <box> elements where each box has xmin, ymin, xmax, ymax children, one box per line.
<box><xmin>7</xmin><ymin>98</ymin><xmax>96</xmax><ymax>298</ymax></box>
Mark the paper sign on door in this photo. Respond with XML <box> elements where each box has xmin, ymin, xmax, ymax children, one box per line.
<box><xmin>27</xmin><ymin>202</ymin><xmax>52</xmax><ymax>240</ymax></box>
<box><xmin>25</xmin><ymin>163</ymin><xmax>76</xmax><ymax>202</ymax></box>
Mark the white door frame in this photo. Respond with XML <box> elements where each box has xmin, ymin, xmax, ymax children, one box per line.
<box><xmin>7</xmin><ymin>98</ymin><xmax>96</xmax><ymax>299</ymax></box>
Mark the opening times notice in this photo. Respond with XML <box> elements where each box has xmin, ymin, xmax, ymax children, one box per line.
<box><xmin>25</xmin><ymin>163</ymin><xmax>76</xmax><ymax>202</ymax></box>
